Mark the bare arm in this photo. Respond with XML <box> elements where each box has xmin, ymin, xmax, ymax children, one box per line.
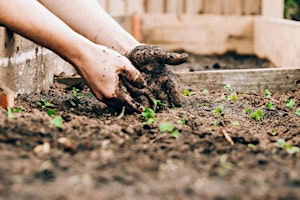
<box><xmin>37</xmin><ymin>0</ymin><xmax>140</xmax><ymax>55</ymax></box>
<box><xmin>0</xmin><ymin>0</ymin><xmax>145</xmax><ymax>112</ymax></box>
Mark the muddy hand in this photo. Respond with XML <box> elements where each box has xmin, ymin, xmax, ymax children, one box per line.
<box><xmin>126</xmin><ymin>45</ymin><xmax>189</xmax><ymax>107</ymax></box>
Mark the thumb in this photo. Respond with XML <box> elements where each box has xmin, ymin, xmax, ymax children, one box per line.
<box><xmin>128</xmin><ymin>45</ymin><xmax>189</xmax><ymax>66</ymax></box>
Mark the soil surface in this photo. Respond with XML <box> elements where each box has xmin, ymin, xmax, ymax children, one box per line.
<box><xmin>0</xmin><ymin>55</ymin><xmax>300</xmax><ymax>200</ymax></box>
<box><xmin>173</xmin><ymin>52</ymin><xmax>275</xmax><ymax>72</ymax></box>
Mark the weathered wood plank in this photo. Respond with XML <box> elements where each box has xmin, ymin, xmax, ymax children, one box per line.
<box><xmin>165</xmin><ymin>0</ymin><xmax>184</xmax><ymax>14</ymax></box>
<box><xmin>176</xmin><ymin>68</ymin><xmax>300</xmax><ymax>92</ymax></box>
<box><xmin>203</xmin><ymin>0</ymin><xmax>223</xmax><ymax>14</ymax></box>
<box><xmin>261</xmin><ymin>0</ymin><xmax>284</xmax><ymax>18</ymax></box>
<box><xmin>141</xmin><ymin>14</ymin><xmax>254</xmax><ymax>55</ymax></box>
<box><xmin>126</xmin><ymin>0</ymin><xmax>145</xmax><ymax>14</ymax></box>
<box><xmin>56</xmin><ymin>68</ymin><xmax>300</xmax><ymax>93</ymax></box>
<box><xmin>146</xmin><ymin>0</ymin><xmax>164</xmax><ymax>13</ymax></box>
<box><xmin>242</xmin><ymin>0</ymin><xmax>261</xmax><ymax>15</ymax></box>
<box><xmin>224</xmin><ymin>0</ymin><xmax>242</xmax><ymax>15</ymax></box>
<box><xmin>185</xmin><ymin>0</ymin><xmax>204</xmax><ymax>14</ymax></box>
<box><xmin>254</xmin><ymin>17</ymin><xmax>300</xmax><ymax>68</ymax></box>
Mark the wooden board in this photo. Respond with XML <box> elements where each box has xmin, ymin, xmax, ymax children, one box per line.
<box><xmin>254</xmin><ymin>17</ymin><xmax>300</xmax><ymax>68</ymax></box>
<box><xmin>224</xmin><ymin>0</ymin><xmax>242</xmax><ymax>15</ymax></box>
<box><xmin>165</xmin><ymin>0</ymin><xmax>184</xmax><ymax>14</ymax></box>
<box><xmin>141</xmin><ymin>14</ymin><xmax>254</xmax><ymax>55</ymax></box>
<box><xmin>56</xmin><ymin>68</ymin><xmax>300</xmax><ymax>93</ymax></box>
<box><xmin>203</xmin><ymin>0</ymin><xmax>224</xmax><ymax>14</ymax></box>
<box><xmin>176</xmin><ymin>68</ymin><xmax>300</xmax><ymax>92</ymax></box>
<box><xmin>261</xmin><ymin>0</ymin><xmax>284</xmax><ymax>18</ymax></box>
<box><xmin>185</xmin><ymin>0</ymin><xmax>204</xmax><ymax>14</ymax></box>
<box><xmin>242</xmin><ymin>0</ymin><xmax>261</xmax><ymax>15</ymax></box>
<box><xmin>145</xmin><ymin>0</ymin><xmax>164</xmax><ymax>13</ymax></box>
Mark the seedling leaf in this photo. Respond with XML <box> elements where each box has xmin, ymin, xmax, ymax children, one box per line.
<box><xmin>142</xmin><ymin>108</ymin><xmax>155</xmax><ymax>120</ymax></box>
<box><xmin>250</xmin><ymin>109</ymin><xmax>264</xmax><ymax>122</ymax></box>
<box><xmin>264</xmin><ymin>89</ymin><xmax>272</xmax><ymax>98</ymax></box>
<box><xmin>227</xmin><ymin>92</ymin><xmax>238</xmax><ymax>101</ymax></box>
<box><xmin>245</xmin><ymin>108</ymin><xmax>252</xmax><ymax>114</ymax></box>
<box><xmin>152</xmin><ymin>99</ymin><xmax>162</xmax><ymax>112</ymax></box>
<box><xmin>171</xmin><ymin>130</ymin><xmax>180</xmax><ymax>139</ymax></box>
<box><xmin>248</xmin><ymin>144</ymin><xmax>256</xmax><ymax>148</ymax></box>
<box><xmin>178</xmin><ymin>118</ymin><xmax>187</xmax><ymax>125</ymax></box>
<box><xmin>183</xmin><ymin>89</ymin><xmax>190</xmax><ymax>96</ymax></box>
<box><xmin>265</xmin><ymin>102</ymin><xmax>275</xmax><ymax>109</ymax></box>
<box><xmin>159</xmin><ymin>123</ymin><xmax>174</xmax><ymax>132</ymax></box>
<box><xmin>224</xmin><ymin>84</ymin><xmax>231</xmax><ymax>91</ymax></box>
<box><xmin>47</xmin><ymin>109</ymin><xmax>56</xmax><ymax>116</ymax></box>
<box><xmin>51</xmin><ymin>116</ymin><xmax>63</xmax><ymax>128</ymax></box>
<box><xmin>7</xmin><ymin>108</ymin><xmax>16</xmax><ymax>119</ymax></box>
<box><xmin>296</xmin><ymin>108</ymin><xmax>300</xmax><ymax>116</ymax></box>
<box><xmin>232</xmin><ymin>121</ymin><xmax>240</xmax><ymax>126</ymax></box>
<box><xmin>203</xmin><ymin>89</ymin><xmax>209</xmax><ymax>94</ymax></box>
<box><xmin>286</xmin><ymin>99</ymin><xmax>294</xmax><ymax>109</ymax></box>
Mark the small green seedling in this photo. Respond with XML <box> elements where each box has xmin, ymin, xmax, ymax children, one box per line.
<box><xmin>296</xmin><ymin>108</ymin><xmax>300</xmax><ymax>116</ymax></box>
<box><xmin>152</xmin><ymin>98</ymin><xmax>162</xmax><ymax>112</ymax></box>
<box><xmin>250</xmin><ymin>109</ymin><xmax>264</xmax><ymax>122</ymax></box>
<box><xmin>213</xmin><ymin>106</ymin><xmax>225</xmax><ymax>117</ymax></box>
<box><xmin>248</xmin><ymin>144</ymin><xmax>256</xmax><ymax>148</ymax></box>
<box><xmin>159</xmin><ymin>122</ymin><xmax>180</xmax><ymax>138</ymax></box>
<box><xmin>178</xmin><ymin>118</ymin><xmax>187</xmax><ymax>125</ymax></box>
<box><xmin>199</xmin><ymin>102</ymin><xmax>205</xmax><ymax>107</ymax></box>
<box><xmin>183</xmin><ymin>89</ymin><xmax>196</xmax><ymax>97</ymax></box>
<box><xmin>203</xmin><ymin>89</ymin><xmax>209</xmax><ymax>94</ymax></box>
<box><xmin>183</xmin><ymin>89</ymin><xmax>190</xmax><ymax>96</ymax></box>
<box><xmin>245</xmin><ymin>108</ymin><xmax>252</xmax><ymax>114</ymax></box>
<box><xmin>69</xmin><ymin>87</ymin><xmax>84</xmax><ymax>107</ymax></box>
<box><xmin>264</xmin><ymin>89</ymin><xmax>272</xmax><ymax>98</ymax></box>
<box><xmin>227</xmin><ymin>92</ymin><xmax>238</xmax><ymax>101</ymax></box>
<box><xmin>224</xmin><ymin>84</ymin><xmax>231</xmax><ymax>91</ymax></box>
<box><xmin>51</xmin><ymin>116</ymin><xmax>63</xmax><ymax>128</ymax></box>
<box><xmin>141</xmin><ymin>107</ymin><xmax>156</xmax><ymax>125</ymax></box>
<box><xmin>38</xmin><ymin>100</ymin><xmax>54</xmax><ymax>109</ymax></box>
<box><xmin>231</xmin><ymin>121</ymin><xmax>240</xmax><ymax>126</ymax></box>
<box><xmin>47</xmin><ymin>109</ymin><xmax>56</xmax><ymax>116</ymax></box>
<box><xmin>7</xmin><ymin>107</ymin><xmax>22</xmax><ymax>119</ymax></box>
<box><xmin>265</xmin><ymin>102</ymin><xmax>275</xmax><ymax>109</ymax></box>
<box><xmin>278</xmin><ymin>139</ymin><xmax>300</xmax><ymax>154</ymax></box>
<box><xmin>286</xmin><ymin>99</ymin><xmax>294</xmax><ymax>109</ymax></box>
<box><xmin>210</xmin><ymin>120</ymin><xmax>219</xmax><ymax>130</ymax></box>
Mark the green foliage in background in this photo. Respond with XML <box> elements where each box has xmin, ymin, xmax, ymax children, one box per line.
<box><xmin>285</xmin><ymin>0</ymin><xmax>300</xmax><ymax>20</ymax></box>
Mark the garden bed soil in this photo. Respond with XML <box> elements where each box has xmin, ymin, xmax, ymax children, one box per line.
<box><xmin>0</xmin><ymin>54</ymin><xmax>299</xmax><ymax>200</ymax></box>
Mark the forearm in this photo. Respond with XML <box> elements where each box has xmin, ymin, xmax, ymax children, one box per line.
<box><xmin>0</xmin><ymin>0</ymin><xmax>92</xmax><ymax>67</ymax></box>
<box><xmin>37</xmin><ymin>0</ymin><xmax>140</xmax><ymax>55</ymax></box>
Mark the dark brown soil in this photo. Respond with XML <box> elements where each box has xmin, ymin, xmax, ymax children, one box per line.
<box><xmin>0</xmin><ymin>55</ymin><xmax>300</xmax><ymax>200</ymax></box>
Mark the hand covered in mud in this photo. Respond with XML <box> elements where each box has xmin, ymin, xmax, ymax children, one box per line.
<box><xmin>126</xmin><ymin>45</ymin><xmax>189</xmax><ymax>108</ymax></box>
<box><xmin>76</xmin><ymin>45</ymin><xmax>146</xmax><ymax>113</ymax></box>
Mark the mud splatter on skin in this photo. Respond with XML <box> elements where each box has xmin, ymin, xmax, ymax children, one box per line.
<box><xmin>126</xmin><ymin>45</ymin><xmax>189</xmax><ymax>108</ymax></box>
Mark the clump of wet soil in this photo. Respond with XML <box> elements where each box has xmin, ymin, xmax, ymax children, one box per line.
<box><xmin>0</xmin><ymin>78</ymin><xmax>299</xmax><ymax>199</ymax></box>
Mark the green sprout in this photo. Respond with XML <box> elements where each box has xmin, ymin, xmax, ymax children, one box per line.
<box><xmin>141</xmin><ymin>108</ymin><xmax>156</xmax><ymax>125</ymax></box>
<box><xmin>248</xmin><ymin>144</ymin><xmax>256</xmax><ymax>148</ymax></box>
<box><xmin>224</xmin><ymin>84</ymin><xmax>231</xmax><ymax>91</ymax></box>
<box><xmin>152</xmin><ymin>98</ymin><xmax>162</xmax><ymax>112</ymax></box>
<box><xmin>69</xmin><ymin>87</ymin><xmax>84</xmax><ymax>107</ymax></box>
<box><xmin>47</xmin><ymin>109</ymin><xmax>56</xmax><ymax>116</ymax></box>
<box><xmin>51</xmin><ymin>116</ymin><xmax>63</xmax><ymax>128</ymax></box>
<box><xmin>203</xmin><ymin>89</ymin><xmax>209</xmax><ymax>94</ymax></box>
<box><xmin>264</xmin><ymin>89</ymin><xmax>272</xmax><ymax>98</ymax></box>
<box><xmin>7</xmin><ymin>107</ymin><xmax>22</xmax><ymax>119</ymax></box>
<box><xmin>199</xmin><ymin>102</ymin><xmax>206</xmax><ymax>107</ymax></box>
<box><xmin>227</xmin><ymin>92</ymin><xmax>238</xmax><ymax>101</ymax></box>
<box><xmin>286</xmin><ymin>99</ymin><xmax>294</xmax><ymax>109</ymax></box>
<box><xmin>210</xmin><ymin>120</ymin><xmax>219</xmax><ymax>130</ymax></box>
<box><xmin>296</xmin><ymin>108</ymin><xmax>300</xmax><ymax>116</ymax></box>
<box><xmin>265</xmin><ymin>102</ymin><xmax>275</xmax><ymax>110</ymax></box>
<box><xmin>159</xmin><ymin>122</ymin><xmax>180</xmax><ymax>139</ymax></box>
<box><xmin>278</xmin><ymin>139</ymin><xmax>300</xmax><ymax>154</ymax></box>
<box><xmin>183</xmin><ymin>89</ymin><xmax>190</xmax><ymax>96</ymax></box>
<box><xmin>250</xmin><ymin>109</ymin><xmax>265</xmax><ymax>122</ymax></box>
<box><xmin>245</xmin><ymin>108</ymin><xmax>252</xmax><ymax>114</ymax></box>
<box><xmin>177</xmin><ymin>118</ymin><xmax>187</xmax><ymax>125</ymax></box>
<box><xmin>37</xmin><ymin>100</ymin><xmax>54</xmax><ymax>109</ymax></box>
<box><xmin>231</xmin><ymin>121</ymin><xmax>240</xmax><ymax>126</ymax></box>
<box><xmin>213</xmin><ymin>106</ymin><xmax>225</xmax><ymax>117</ymax></box>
